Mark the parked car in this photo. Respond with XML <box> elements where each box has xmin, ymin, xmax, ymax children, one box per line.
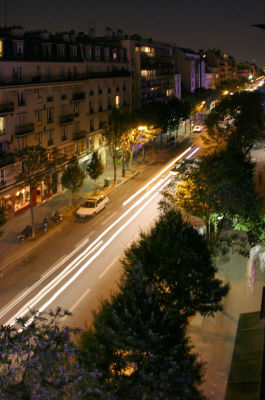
<box><xmin>75</xmin><ymin>195</ymin><xmax>109</xmax><ymax>218</ymax></box>
<box><xmin>192</xmin><ymin>125</ymin><xmax>204</xmax><ymax>133</ymax></box>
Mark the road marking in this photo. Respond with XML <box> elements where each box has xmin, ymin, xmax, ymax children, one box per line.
<box><xmin>99</xmin><ymin>256</ymin><xmax>120</xmax><ymax>279</ymax></box>
<box><xmin>4</xmin><ymin>173</ymin><xmax>174</xmax><ymax>327</ymax></box>
<box><xmin>69</xmin><ymin>288</ymin><xmax>91</xmax><ymax>313</ymax></box>
<box><xmin>100</xmin><ymin>211</ymin><xmax>117</xmax><ymax>225</ymax></box>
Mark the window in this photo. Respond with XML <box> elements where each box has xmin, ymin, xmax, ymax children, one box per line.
<box><xmin>85</xmin><ymin>46</ymin><xmax>92</xmax><ymax>60</ymax></box>
<box><xmin>90</xmin><ymin>119</ymin><xmax>94</xmax><ymax>132</ymax></box>
<box><xmin>57</xmin><ymin>44</ymin><xmax>65</xmax><ymax>58</ymax></box>
<box><xmin>0</xmin><ymin>40</ymin><xmax>3</xmax><ymax>58</ymax></box>
<box><xmin>89</xmin><ymin>101</ymin><xmax>94</xmax><ymax>114</ymax></box>
<box><xmin>45</xmin><ymin>66</ymin><xmax>50</xmax><ymax>80</ymax></box>
<box><xmin>35</xmin><ymin>131</ymin><xmax>42</xmax><ymax>144</ymax></box>
<box><xmin>35</xmin><ymin>109</ymin><xmax>42</xmax><ymax>121</ymax></box>
<box><xmin>61</xmin><ymin>125</ymin><xmax>67</xmax><ymax>141</ymax></box>
<box><xmin>47</xmin><ymin>107</ymin><xmax>54</xmax><ymax>123</ymax></box>
<box><xmin>13</xmin><ymin>66</ymin><xmax>23</xmax><ymax>81</ymax></box>
<box><xmin>37</xmin><ymin>89</ymin><xmax>42</xmax><ymax>99</ymax></box>
<box><xmin>0</xmin><ymin>117</ymin><xmax>4</xmax><ymax>134</ymax></box>
<box><xmin>71</xmin><ymin>46</ymin><xmax>77</xmax><ymax>57</ymax></box>
<box><xmin>18</xmin><ymin>91</ymin><xmax>25</xmax><ymax>106</ymax></box>
<box><xmin>47</xmin><ymin>128</ymin><xmax>54</xmax><ymax>146</ymax></box>
<box><xmin>60</xmin><ymin>65</ymin><xmax>64</xmax><ymax>79</ymax></box>
<box><xmin>95</xmin><ymin>47</ymin><xmax>101</xmax><ymax>60</ymax></box>
<box><xmin>112</xmin><ymin>50</ymin><xmax>117</xmax><ymax>61</ymax></box>
<box><xmin>17</xmin><ymin>136</ymin><xmax>26</xmax><ymax>152</ymax></box>
<box><xmin>14</xmin><ymin>41</ymin><xmax>24</xmax><ymax>57</ymax></box>
<box><xmin>115</xmin><ymin>95</ymin><xmax>119</xmax><ymax>108</ymax></box>
<box><xmin>0</xmin><ymin>169</ymin><xmax>6</xmax><ymax>186</ymax></box>
<box><xmin>18</xmin><ymin>112</ymin><xmax>27</xmax><ymax>126</ymax></box>
<box><xmin>74</xmin><ymin>121</ymin><xmax>80</xmax><ymax>133</ymax></box>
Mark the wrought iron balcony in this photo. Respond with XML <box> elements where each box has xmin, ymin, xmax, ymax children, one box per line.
<box><xmin>59</xmin><ymin>112</ymin><xmax>79</xmax><ymax>124</ymax></box>
<box><xmin>72</xmin><ymin>92</ymin><xmax>85</xmax><ymax>101</ymax></box>
<box><xmin>0</xmin><ymin>103</ymin><xmax>14</xmax><ymax>115</ymax></box>
<box><xmin>72</xmin><ymin>131</ymin><xmax>86</xmax><ymax>140</ymax></box>
<box><xmin>15</xmin><ymin>123</ymin><xmax>34</xmax><ymax>136</ymax></box>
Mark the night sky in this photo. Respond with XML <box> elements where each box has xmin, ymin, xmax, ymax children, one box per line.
<box><xmin>2</xmin><ymin>0</ymin><xmax>265</xmax><ymax>66</ymax></box>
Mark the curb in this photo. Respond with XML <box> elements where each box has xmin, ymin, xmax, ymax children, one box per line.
<box><xmin>0</xmin><ymin>140</ymin><xmax>189</xmax><ymax>274</ymax></box>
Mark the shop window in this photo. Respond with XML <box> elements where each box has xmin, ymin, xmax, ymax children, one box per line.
<box><xmin>14</xmin><ymin>187</ymin><xmax>30</xmax><ymax>212</ymax></box>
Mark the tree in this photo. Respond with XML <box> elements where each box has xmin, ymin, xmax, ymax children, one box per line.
<box><xmin>61</xmin><ymin>155</ymin><xmax>86</xmax><ymax>206</ymax></box>
<box><xmin>79</xmin><ymin>263</ymin><xmax>206</xmax><ymax>400</ymax></box>
<box><xmin>201</xmin><ymin>91</ymin><xmax>265</xmax><ymax>156</ymax></box>
<box><xmin>102</xmin><ymin>109</ymin><xmax>126</xmax><ymax>183</ymax></box>
<box><xmin>16</xmin><ymin>146</ymin><xmax>64</xmax><ymax>238</ymax></box>
<box><xmin>87</xmin><ymin>151</ymin><xmax>104</xmax><ymax>194</ymax></box>
<box><xmin>123</xmin><ymin>208</ymin><xmax>229</xmax><ymax>319</ymax></box>
<box><xmin>164</xmin><ymin>149</ymin><xmax>261</xmax><ymax>241</ymax></box>
<box><xmin>0</xmin><ymin>308</ymin><xmax>82</xmax><ymax>399</ymax></box>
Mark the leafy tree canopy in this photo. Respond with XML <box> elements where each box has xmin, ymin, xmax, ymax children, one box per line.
<box><xmin>122</xmin><ymin>208</ymin><xmax>229</xmax><ymax>319</ymax></box>
<box><xmin>61</xmin><ymin>155</ymin><xmax>86</xmax><ymax>202</ymax></box>
<box><xmin>87</xmin><ymin>151</ymin><xmax>104</xmax><ymax>182</ymax></box>
<box><xmin>79</xmin><ymin>263</ymin><xmax>206</xmax><ymax>400</ymax></box>
<box><xmin>204</xmin><ymin>91</ymin><xmax>265</xmax><ymax>155</ymax></box>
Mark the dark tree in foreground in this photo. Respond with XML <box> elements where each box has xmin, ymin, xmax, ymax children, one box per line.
<box><xmin>61</xmin><ymin>155</ymin><xmax>86</xmax><ymax>206</ymax></box>
<box><xmin>123</xmin><ymin>208</ymin><xmax>229</xmax><ymax>319</ymax></box>
<box><xmin>79</xmin><ymin>264</ymin><xmax>206</xmax><ymax>400</ymax></box>
<box><xmin>0</xmin><ymin>309</ymin><xmax>81</xmax><ymax>399</ymax></box>
<box><xmin>87</xmin><ymin>151</ymin><xmax>105</xmax><ymax>194</ymax></box>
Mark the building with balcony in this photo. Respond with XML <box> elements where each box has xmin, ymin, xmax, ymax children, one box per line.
<box><xmin>0</xmin><ymin>26</ymin><xmax>131</xmax><ymax>216</ymax></box>
<box><xmin>95</xmin><ymin>29</ymin><xmax>176</xmax><ymax>109</ymax></box>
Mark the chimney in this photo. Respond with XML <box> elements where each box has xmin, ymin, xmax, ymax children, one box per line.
<box><xmin>105</xmin><ymin>27</ymin><xmax>113</xmax><ymax>40</ymax></box>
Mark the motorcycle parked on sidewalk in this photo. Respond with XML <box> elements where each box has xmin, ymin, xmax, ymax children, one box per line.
<box><xmin>16</xmin><ymin>225</ymin><xmax>32</xmax><ymax>243</ymax></box>
<box><xmin>51</xmin><ymin>210</ymin><xmax>63</xmax><ymax>224</ymax></box>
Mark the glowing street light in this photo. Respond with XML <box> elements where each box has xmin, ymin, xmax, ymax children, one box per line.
<box><xmin>138</xmin><ymin>125</ymin><xmax>147</xmax><ymax>131</ymax></box>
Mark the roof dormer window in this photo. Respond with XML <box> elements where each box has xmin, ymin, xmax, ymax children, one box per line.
<box><xmin>71</xmin><ymin>45</ymin><xmax>77</xmax><ymax>58</ymax></box>
<box><xmin>57</xmin><ymin>44</ymin><xmax>65</xmax><ymax>58</ymax></box>
<box><xmin>14</xmin><ymin>40</ymin><xmax>24</xmax><ymax>57</ymax></box>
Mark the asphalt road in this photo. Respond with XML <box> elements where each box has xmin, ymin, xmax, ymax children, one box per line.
<box><xmin>0</xmin><ymin>144</ymin><xmax>198</xmax><ymax>329</ymax></box>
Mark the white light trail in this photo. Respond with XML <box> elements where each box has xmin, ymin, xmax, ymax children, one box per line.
<box><xmin>7</xmin><ymin>181</ymin><xmax>167</xmax><ymax>327</ymax></box>
<box><xmin>122</xmin><ymin>146</ymin><xmax>193</xmax><ymax>206</ymax></box>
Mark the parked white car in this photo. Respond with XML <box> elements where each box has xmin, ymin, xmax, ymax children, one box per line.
<box><xmin>192</xmin><ymin>125</ymin><xmax>204</xmax><ymax>133</ymax></box>
<box><xmin>76</xmin><ymin>195</ymin><xmax>109</xmax><ymax>218</ymax></box>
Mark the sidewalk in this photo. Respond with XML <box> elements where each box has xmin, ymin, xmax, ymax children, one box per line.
<box><xmin>0</xmin><ymin>133</ymin><xmax>190</xmax><ymax>273</ymax></box>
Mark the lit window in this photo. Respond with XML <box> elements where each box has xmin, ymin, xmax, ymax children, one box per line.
<box><xmin>115</xmin><ymin>95</ymin><xmax>119</xmax><ymax>108</ymax></box>
<box><xmin>0</xmin><ymin>40</ymin><xmax>3</xmax><ymax>57</ymax></box>
<box><xmin>0</xmin><ymin>117</ymin><xmax>4</xmax><ymax>134</ymax></box>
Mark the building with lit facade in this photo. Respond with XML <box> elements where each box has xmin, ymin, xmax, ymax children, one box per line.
<box><xmin>96</xmin><ymin>30</ymin><xmax>176</xmax><ymax>109</ymax></box>
<box><xmin>0</xmin><ymin>27</ymin><xmax>131</xmax><ymax>216</ymax></box>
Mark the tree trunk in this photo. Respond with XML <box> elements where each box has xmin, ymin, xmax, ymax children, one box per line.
<box><xmin>152</xmin><ymin>140</ymin><xmax>155</xmax><ymax>157</ymax></box>
<box><xmin>29</xmin><ymin>188</ymin><xmax>35</xmax><ymax>239</ymax></box>
<box><xmin>128</xmin><ymin>147</ymin><xmax>134</xmax><ymax>171</ymax></box>
<box><xmin>205</xmin><ymin>212</ymin><xmax>210</xmax><ymax>242</ymax></box>
<box><xmin>122</xmin><ymin>150</ymin><xmax>126</xmax><ymax>177</ymax></box>
<box><xmin>113</xmin><ymin>155</ymin><xmax>117</xmax><ymax>183</ymax></box>
<box><xmin>184</xmin><ymin>120</ymin><xmax>187</xmax><ymax>134</ymax></box>
<box><xmin>93</xmin><ymin>181</ymin><xmax>96</xmax><ymax>194</ymax></box>
<box><xmin>142</xmin><ymin>144</ymin><xmax>145</xmax><ymax>161</ymax></box>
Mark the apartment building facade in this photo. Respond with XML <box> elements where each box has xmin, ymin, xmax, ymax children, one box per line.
<box><xmin>96</xmin><ymin>31</ymin><xmax>176</xmax><ymax>109</ymax></box>
<box><xmin>173</xmin><ymin>47</ymin><xmax>205</xmax><ymax>93</ymax></box>
<box><xmin>0</xmin><ymin>27</ymin><xmax>131</xmax><ymax>216</ymax></box>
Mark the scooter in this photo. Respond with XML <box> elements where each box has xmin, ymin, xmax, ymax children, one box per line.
<box><xmin>51</xmin><ymin>210</ymin><xmax>63</xmax><ymax>224</ymax></box>
<box><xmin>16</xmin><ymin>225</ymin><xmax>32</xmax><ymax>243</ymax></box>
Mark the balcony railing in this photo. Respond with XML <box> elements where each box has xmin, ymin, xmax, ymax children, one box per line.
<box><xmin>15</xmin><ymin>123</ymin><xmax>34</xmax><ymax>136</ymax></box>
<box><xmin>72</xmin><ymin>131</ymin><xmax>86</xmax><ymax>140</ymax></box>
<box><xmin>72</xmin><ymin>92</ymin><xmax>85</xmax><ymax>101</ymax></box>
<box><xmin>47</xmin><ymin>139</ymin><xmax>54</xmax><ymax>146</ymax></box>
<box><xmin>47</xmin><ymin>96</ymin><xmax>53</xmax><ymax>102</ymax></box>
<box><xmin>0</xmin><ymin>103</ymin><xmax>14</xmax><ymax>114</ymax></box>
<box><xmin>59</xmin><ymin>112</ymin><xmax>79</xmax><ymax>124</ymax></box>
<box><xmin>0</xmin><ymin>153</ymin><xmax>15</xmax><ymax>168</ymax></box>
